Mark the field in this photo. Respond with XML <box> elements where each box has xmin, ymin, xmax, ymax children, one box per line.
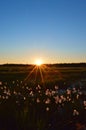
<box><xmin>0</xmin><ymin>63</ymin><xmax>86</xmax><ymax>130</ymax></box>
<box><xmin>0</xmin><ymin>63</ymin><xmax>86</xmax><ymax>82</ymax></box>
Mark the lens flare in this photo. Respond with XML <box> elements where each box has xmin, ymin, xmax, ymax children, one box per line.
<box><xmin>35</xmin><ymin>59</ymin><xmax>43</xmax><ymax>66</ymax></box>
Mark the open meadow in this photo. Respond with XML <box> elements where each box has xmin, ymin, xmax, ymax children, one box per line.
<box><xmin>0</xmin><ymin>63</ymin><xmax>86</xmax><ymax>82</ymax></box>
<box><xmin>0</xmin><ymin>63</ymin><xmax>86</xmax><ymax>130</ymax></box>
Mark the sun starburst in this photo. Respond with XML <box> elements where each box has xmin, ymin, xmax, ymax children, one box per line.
<box><xmin>35</xmin><ymin>59</ymin><xmax>43</xmax><ymax>66</ymax></box>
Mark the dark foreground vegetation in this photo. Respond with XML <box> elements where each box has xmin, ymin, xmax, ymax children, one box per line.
<box><xmin>0</xmin><ymin>63</ymin><xmax>86</xmax><ymax>130</ymax></box>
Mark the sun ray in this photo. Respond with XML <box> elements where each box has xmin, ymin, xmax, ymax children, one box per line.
<box><xmin>35</xmin><ymin>66</ymin><xmax>38</xmax><ymax>81</ymax></box>
<box><xmin>23</xmin><ymin>61</ymin><xmax>63</xmax><ymax>84</ymax></box>
<box><xmin>39</xmin><ymin>67</ymin><xmax>44</xmax><ymax>83</ymax></box>
<box><xmin>24</xmin><ymin>66</ymin><xmax>37</xmax><ymax>82</ymax></box>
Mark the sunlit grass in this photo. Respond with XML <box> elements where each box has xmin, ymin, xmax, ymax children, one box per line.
<box><xmin>23</xmin><ymin>63</ymin><xmax>63</xmax><ymax>84</ymax></box>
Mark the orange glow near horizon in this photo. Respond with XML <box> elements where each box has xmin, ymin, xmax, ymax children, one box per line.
<box><xmin>35</xmin><ymin>59</ymin><xmax>43</xmax><ymax>66</ymax></box>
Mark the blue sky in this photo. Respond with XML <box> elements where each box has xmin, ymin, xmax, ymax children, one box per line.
<box><xmin>0</xmin><ymin>0</ymin><xmax>86</xmax><ymax>64</ymax></box>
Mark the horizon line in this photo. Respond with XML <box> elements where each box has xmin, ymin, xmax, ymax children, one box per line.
<box><xmin>0</xmin><ymin>62</ymin><xmax>86</xmax><ymax>65</ymax></box>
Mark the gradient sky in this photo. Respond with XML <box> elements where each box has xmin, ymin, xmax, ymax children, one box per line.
<box><xmin>0</xmin><ymin>0</ymin><xmax>86</xmax><ymax>64</ymax></box>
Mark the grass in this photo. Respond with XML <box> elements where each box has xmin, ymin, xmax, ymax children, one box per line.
<box><xmin>0</xmin><ymin>63</ymin><xmax>86</xmax><ymax>83</ymax></box>
<box><xmin>0</xmin><ymin>63</ymin><xmax>86</xmax><ymax>130</ymax></box>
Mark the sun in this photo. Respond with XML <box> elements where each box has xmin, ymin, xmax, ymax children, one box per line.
<box><xmin>35</xmin><ymin>59</ymin><xmax>43</xmax><ymax>66</ymax></box>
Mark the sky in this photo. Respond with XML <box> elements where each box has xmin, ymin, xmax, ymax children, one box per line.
<box><xmin>0</xmin><ymin>0</ymin><xmax>86</xmax><ymax>64</ymax></box>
